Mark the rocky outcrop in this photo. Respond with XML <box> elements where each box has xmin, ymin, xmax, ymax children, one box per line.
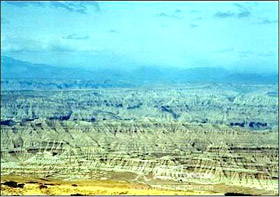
<box><xmin>1</xmin><ymin>84</ymin><xmax>278</xmax><ymax>195</ymax></box>
<box><xmin>1</xmin><ymin>120</ymin><xmax>278</xmax><ymax>195</ymax></box>
<box><xmin>1</xmin><ymin>84</ymin><xmax>278</xmax><ymax>130</ymax></box>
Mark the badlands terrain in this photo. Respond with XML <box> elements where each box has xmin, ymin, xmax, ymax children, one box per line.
<box><xmin>1</xmin><ymin>82</ymin><xmax>278</xmax><ymax>195</ymax></box>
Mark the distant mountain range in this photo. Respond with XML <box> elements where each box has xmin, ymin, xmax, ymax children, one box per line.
<box><xmin>1</xmin><ymin>56</ymin><xmax>97</xmax><ymax>80</ymax></box>
<box><xmin>1</xmin><ymin>56</ymin><xmax>278</xmax><ymax>85</ymax></box>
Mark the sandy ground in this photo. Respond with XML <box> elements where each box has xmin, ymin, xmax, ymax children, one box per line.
<box><xmin>1</xmin><ymin>175</ymin><xmax>220</xmax><ymax>195</ymax></box>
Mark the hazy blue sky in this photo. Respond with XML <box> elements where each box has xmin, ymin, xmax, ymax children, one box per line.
<box><xmin>1</xmin><ymin>1</ymin><xmax>278</xmax><ymax>73</ymax></box>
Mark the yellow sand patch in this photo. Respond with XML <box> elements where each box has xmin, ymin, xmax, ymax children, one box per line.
<box><xmin>1</xmin><ymin>176</ymin><xmax>220</xmax><ymax>195</ymax></box>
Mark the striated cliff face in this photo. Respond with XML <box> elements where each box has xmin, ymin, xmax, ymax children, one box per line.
<box><xmin>1</xmin><ymin>84</ymin><xmax>278</xmax><ymax>130</ymax></box>
<box><xmin>1</xmin><ymin>120</ymin><xmax>278</xmax><ymax>195</ymax></box>
<box><xmin>1</xmin><ymin>84</ymin><xmax>278</xmax><ymax>195</ymax></box>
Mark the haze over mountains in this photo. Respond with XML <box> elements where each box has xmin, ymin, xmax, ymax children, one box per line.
<box><xmin>1</xmin><ymin>56</ymin><xmax>278</xmax><ymax>88</ymax></box>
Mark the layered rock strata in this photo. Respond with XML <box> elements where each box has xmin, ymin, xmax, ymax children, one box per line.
<box><xmin>1</xmin><ymin>120</ymin><xmax>278</xmax><ymax>195</ymax></box>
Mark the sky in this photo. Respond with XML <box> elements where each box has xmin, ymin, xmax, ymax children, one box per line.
<box><xmin>1</xmin><ymin>1</ymin><xmax>278</xmax><ymax>73</ymax></box>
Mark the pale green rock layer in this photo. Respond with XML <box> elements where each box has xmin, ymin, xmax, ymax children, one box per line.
<box><xmin>1</xmin><ymin>84</ymin><xmax>278</xmax><ymax>195</ymax></box>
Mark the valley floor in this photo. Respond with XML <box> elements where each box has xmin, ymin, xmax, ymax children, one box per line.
<box><xmin>1</xmin><ymin>175</ymin><xmax>221</xmax><ymax>195</ymax></box>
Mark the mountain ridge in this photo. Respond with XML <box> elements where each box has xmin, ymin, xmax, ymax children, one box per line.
<box><xmin>1</xmin><ymin>56</ymin><xmax>278</xmax><ymax>85</ymax></box>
